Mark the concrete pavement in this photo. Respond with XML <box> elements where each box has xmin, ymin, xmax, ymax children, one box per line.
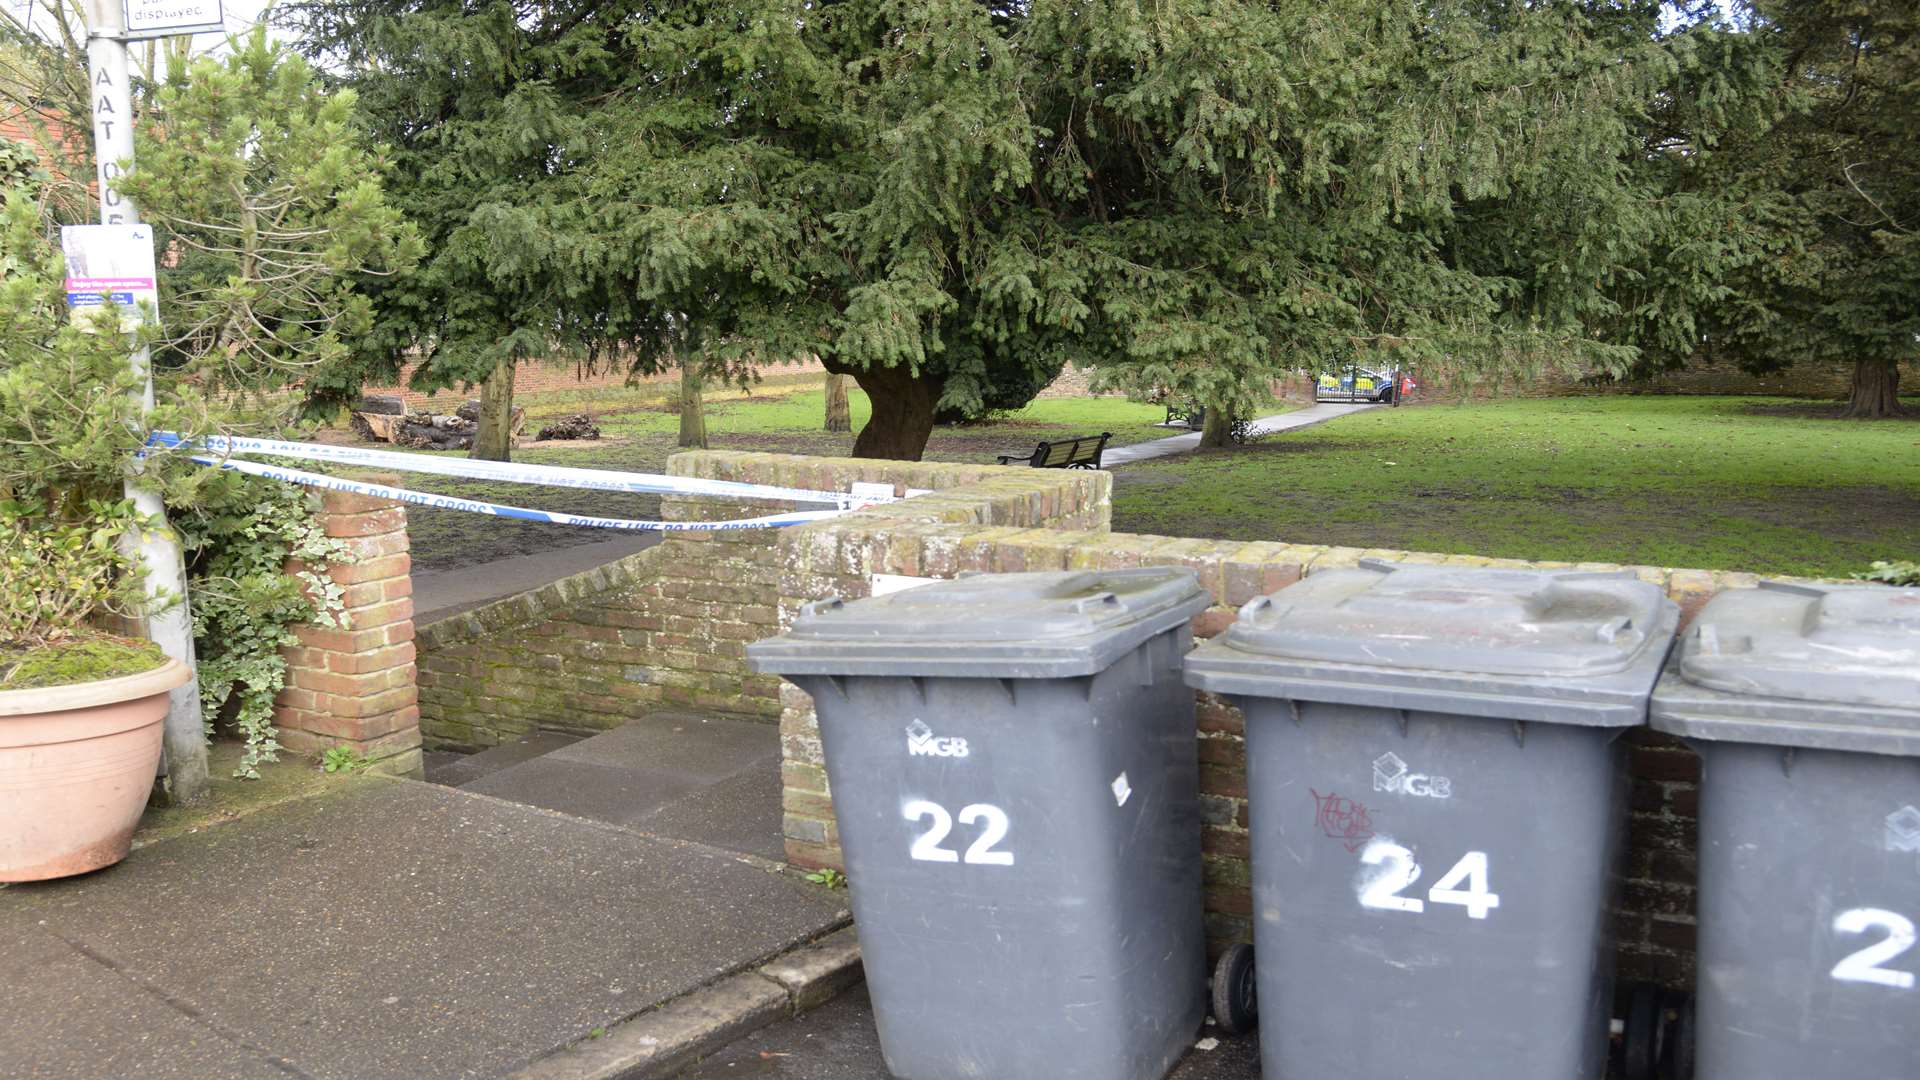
<box><xmin>434</xmin><ymin>712</ymin><xmax>787</xmax><ymax>862</ymax></box>
<box><xmin>1101</xmin><ymin>401</ymin><xmax>1378</xmax><ymax>466</ymax></box>
<box><xmin>2</xmin><ymin>721</ymin><xmax>846</xmax><ymax>1080</ymax></box>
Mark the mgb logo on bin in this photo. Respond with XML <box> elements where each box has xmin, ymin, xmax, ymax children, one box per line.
<box><xmin>906</xmin><ymin>720</ymin><xmax>969</xmax><ymax>758</ymax></box>
<box><xmin>1373</xmin><ymin>752</ymin><xmax>1451</xmax><ymax>799</ymax></box>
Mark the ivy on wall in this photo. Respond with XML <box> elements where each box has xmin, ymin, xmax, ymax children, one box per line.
<box><xmin>178</xmin><ymin>472</ymin><xmax>354</xmax><ymax>777</ymax></box>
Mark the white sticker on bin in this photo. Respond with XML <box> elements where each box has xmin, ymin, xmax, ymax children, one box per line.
<box><xmin>872</xmin><ymin>574</ymin><xmax>939</xmax><ymax>597</ymax></box>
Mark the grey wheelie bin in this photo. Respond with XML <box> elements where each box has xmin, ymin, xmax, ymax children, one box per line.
<box><xmin>1182</xmin><ymin>560</ymin><xmax>1680</xmax><ymax>1080</ymax></box>
<box><xmin>1650</xmin><ymin>580</ymin><xmax>1920</xmax><ymax>1079</ymax></box>
<box><xmin>747</xmin><ymin>568</ymin><xmax>1213</xmax><ymax>1080</ymax></box>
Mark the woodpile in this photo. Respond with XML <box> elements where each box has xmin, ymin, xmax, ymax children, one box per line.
<box><xmin>350</xmin><ymin>396</ymin><xmax>523</xmax><ymax>451</ymax></box>
<box><xmin>536</xmin><ymin>414</ymin><xmax>600</xmax><ymax>440</ymax></box>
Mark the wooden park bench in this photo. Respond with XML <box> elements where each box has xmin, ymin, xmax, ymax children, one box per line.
<box><xmin>996</xmin><ymin>432</ymin><xmax>1112</xmax><ymax>469</ymax></box>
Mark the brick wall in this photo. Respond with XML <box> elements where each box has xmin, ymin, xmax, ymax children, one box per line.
<box><xmin>360</xmin><ymin>356</ymin><xmax>828</xmax><ymax>411</ymax></box>
<box><xmin>398</xmin><ymin>447</ymin><xmax>1842</xmax><ymax>989</ymax></box>
<box><xmin>604</xmin><ymin>451</ymin><xmax>1809</xmax><ymax>990</ymax></box>
<box><xmin>1034</xmin><ymin>363</ymin><xmax>1100</xmax><ymax>398</ymax></box>
<box><xmin>273</xmin><ymin>488</ymin><xmax>423</xmax><ymax>777</ymax></box>
<box><xmin>412</xmin><ymin>456</ymin><xmax>1108</xmax><ymax>751</ymax></box>
<box><xmin>2</xmin><ymin>108</ymin><xmax>85</xmax><ymax>172</ymax></box>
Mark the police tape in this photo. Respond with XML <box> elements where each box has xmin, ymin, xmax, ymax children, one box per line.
<box><xmin>193</xmin><ymin>453</ymin><xmax>851</xmax><ymax>533</ymax></box>
<box><xmin>149</xmin><ymin>432</ymin><xmax>875</xmax><ymax>508</ymax></box>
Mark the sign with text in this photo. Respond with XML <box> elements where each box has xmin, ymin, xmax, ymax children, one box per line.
<box><xmin>62</xmin><ymin>224</ymin><xmax>159</xmax><ymax>329</ymax></box>
<box><xmin>122</xmin><ymin>0</ymin><xmax>225</xmax><ymax>40</ymax></box>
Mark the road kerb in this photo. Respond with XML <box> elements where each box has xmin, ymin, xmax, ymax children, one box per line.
<box><xmin>508</xmin><ymin>927</ymin><xmax>865</xmax><ymax>1080</ymax></box>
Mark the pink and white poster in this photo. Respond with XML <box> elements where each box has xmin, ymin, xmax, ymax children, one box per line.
<box><xmin>61</xmin><ymin>224</ymin><xmax>158</xmax><ymax>330</ymax></box>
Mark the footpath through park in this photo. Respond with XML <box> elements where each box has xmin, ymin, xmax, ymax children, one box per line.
<box><xmin>1100</xmin><ymin>400</ymin><xmax>1377</xmax><ymax>466</ymax></box>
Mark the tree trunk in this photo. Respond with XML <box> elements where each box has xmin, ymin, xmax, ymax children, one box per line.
<box><xmin>823</xmin><ymin>372</ymin><xmax>851</xmax><ymax>432</ymax></box>
<box><xmin>678</xmin><ymin>351</ymin><xmax>708</xmax><ymax>449</ymax></box>
<box><xmin>1198</xmin><ymin>406</ymin><xmax>1236</xmax><ymax>448</ymax></box>
<box><xmin>844</xmin><ymin>363</ymin><xmax>940</xmax><ymax>460</ymax></box>
<box><xmin>471</xmin><ymin>354</ymin><xmax>516</xmax><ymax>461</ymax></box>
<box><xmin>1842</xmin><ymin>359</ymin><xmax>1905</xmax><ymax>419</ymax></box>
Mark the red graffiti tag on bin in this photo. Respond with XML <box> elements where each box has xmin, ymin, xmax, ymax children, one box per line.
<box><xmin>1311</xmin><ymin>789</ymin><xmax>1375</xmax><ymax>852</ymax></box>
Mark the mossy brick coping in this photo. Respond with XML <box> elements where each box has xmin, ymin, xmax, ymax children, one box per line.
<box><xmin>0</xmin><ymin>631</ymin><xmax>166</xmax><ymax>690</ymax></box>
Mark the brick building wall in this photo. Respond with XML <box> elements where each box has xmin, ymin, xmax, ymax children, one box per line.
<box><xmin>273</xmin><ymin>487</ymin><xmax>423</xmax><ymax>777</ymax></box>
<box><xmin>2</xmin><ymin>108</ymin><xmax>83</xmax><ymax>168</ymax></box>
<box><xmin>360</xmin><ymin>356</ymin><xmax>828</xmax><ymax>411</ymax></box>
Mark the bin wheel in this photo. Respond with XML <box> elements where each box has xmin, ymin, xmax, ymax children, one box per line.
<box><xmin>1621</xmin><ymin>982</ymin><xmax>1661</xmax><ymax>1080</ymax></box>
<box><xmin>1661</xmin><ymin>993</ymin><xmax>1695</xmax><ymax>1080</ymax></box>
<box><xmin>1210</xmin><ymin>943</ymin><xmax>1257</xmax><ymax>1035</ymax></box>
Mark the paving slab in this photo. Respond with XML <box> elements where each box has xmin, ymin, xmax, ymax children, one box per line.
<box><xmin>546</xmin><ymin>713</ymin><xmax>777</xmax><ymax>783</ymax></box>
<box><xmin>677</xmin><ymin>984</ymin><xmax>1264</xmax><ymax>1079</ymax></box>
<box><xmin>634</xmin><ymin>763</ymin><xmax>786</xmax><ymax>861</ymax></box>
<box><xmin>0</xmin><ymin>780</ymin><xmax>848</xmax><ymax>1080</ymax></box>
<box><xmin>0</xmin><ymin>922</ymin><xmax>293</xmax><ymax>1080</ymax></box>
<box><xmin>429</xmin><ymin>730</ymin><xmax>584</xmax><ymax>788</ymax></box>
<box><xmin>459</xmin><ymin>756</ymin><xmax>709</xmax><ymax>826</ymax></box>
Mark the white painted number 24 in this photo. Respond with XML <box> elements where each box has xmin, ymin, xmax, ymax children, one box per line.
<box><xmin>904</xmin><ymin>800</ymin><xmax>1014</xmax><ymax>866</ymax></box>
<box><xmin>1358</xmin><ymin>840</ymin><xmax>1501</xmax><ymax>920</ymax></box>
<box><xmin>1831</xmin><ymin>908</ymin><xmax>1917</xmax><ymax>990</ymax></box>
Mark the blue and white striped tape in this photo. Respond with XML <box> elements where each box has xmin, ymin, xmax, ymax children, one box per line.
<box><xmin>149</xmin><ymin>432</ymin><xmax>874</xmax><ymax>507</ymax></box>
<box><xmin>194</xmin><ymin>454</ymin><xmax>850</xmax><ymax>532</ymax></box>
<box><xmin>153</xmin><ymin>431</ymin><xmax>889</xmax><ymax>533</ymax></box>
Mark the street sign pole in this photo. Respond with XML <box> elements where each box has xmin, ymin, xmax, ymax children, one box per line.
<box><xmin>84</xmin><ymin>0</ymin><xmax>209</xmax><ymax>804</ymax></box>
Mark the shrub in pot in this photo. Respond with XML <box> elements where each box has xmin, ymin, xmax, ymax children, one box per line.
<box><xmin>0</xmin><ymin>156</ymin><xmax>208</xmax><ymax>879</ymax></box>
<box><xmin>0</xmin><ymin>503</ymin><xmax>192</xmax><ymax>879</ymax></box>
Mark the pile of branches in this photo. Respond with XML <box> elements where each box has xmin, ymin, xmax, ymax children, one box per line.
<box><xmin>392</xmin><ymin>412</ymin><xmax>477</xmax><ymax>449</ymax></box>
<box><xmin>536</xmin><ymin>414</ymin><xmax>600</xmax><ymax>440</ymax></box>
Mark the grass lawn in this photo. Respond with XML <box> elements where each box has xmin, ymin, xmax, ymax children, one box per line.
<box><xmin>1111</xmin><ymin>396</ymin><xmax>1919</xmax><ymax>578</ymax></box>
<box><xmin>370</xmin><ymin>381</ymin><xmax>1206</xmax><ymax>573</ymax></box>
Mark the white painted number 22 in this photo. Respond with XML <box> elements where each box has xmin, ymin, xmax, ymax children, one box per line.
<box><xmin>1831</xmin><ymin>908</ymin><xmax>1917</xmax><ymax>990</ymax></box>
<box><xmin>1359</xmin><ymin>840</ymin><xmax>1500</xmax><ymax>920</ymax></box>
<box><xmin>904</xmin><ymin>800</ymin><xmax>1014</xmax><ymax>866</ymax></box>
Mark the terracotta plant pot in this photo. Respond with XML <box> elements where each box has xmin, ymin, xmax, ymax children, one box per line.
<box><xmin>0</xmin><ymin>659</ymin><xmax>191</xmax><ymax>881</ymax></box>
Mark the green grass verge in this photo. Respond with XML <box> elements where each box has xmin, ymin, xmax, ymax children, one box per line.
<box><xmin>1112</xmin><ymin>396</ymin><xmax>1919</xmax><ymax>578</ymax></box>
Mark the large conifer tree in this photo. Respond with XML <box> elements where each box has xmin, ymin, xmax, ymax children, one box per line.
<box><xmin>1700</xmin><ymin>1</ymin><xmax>1918</xmax><ymax>417</ymax></box>
<box><xmin>292</xmin><ymin>0</ymin><xmax>1785</xmax><ymax>458</ymax></box>
<box><xmin>280</xmin><ymin>0</ymin><xmax>652</xmax><ymax>459</ymax></box>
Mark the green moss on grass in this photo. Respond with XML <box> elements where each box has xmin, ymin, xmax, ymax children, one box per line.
<box><xmin>0</xmin><ymin>632</ymin><xmax>167</xmax><ymax>691</ymax></box>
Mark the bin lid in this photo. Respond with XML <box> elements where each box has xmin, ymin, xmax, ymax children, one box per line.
<box><xmin>747</xmin><ymin>567</ymin><xmax>1212</xmax><ymax>678</ymax></box>
<box><xmin>1182</xmin><ymin>561</ymin><xmax>1679</xmax><ymax>727</ymax></box>
<box><xmin>1218</xmin><ymin>562</ymin><xmax>1668</xmax><ymax>676</ymax></box>
<box><xmin>1650</xmin><ymin>582</ymin><xmax>1920</xmax><ymax>754</ymax></box>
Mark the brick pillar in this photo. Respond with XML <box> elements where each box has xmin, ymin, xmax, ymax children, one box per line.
<box><xmin>274</xmin><ymin>487</ymin><xmax>422</xmax><ymax>777</ymax></box>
